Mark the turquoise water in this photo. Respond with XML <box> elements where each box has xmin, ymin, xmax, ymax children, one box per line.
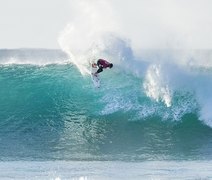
<box><xmin>1</xmin><ymin>63</ymin><xmax>212</xmax><ymax>161</ymax></box>
<box><xmin>1</xmin><ymin>49</ymin><xmax>212</xmax><ymax>179</ymax></box>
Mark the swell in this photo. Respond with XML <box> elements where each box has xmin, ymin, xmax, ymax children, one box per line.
<box><xmin>0</xmin><ymin>64</ymin><xmax>199</xmax><ymax>121</ymax></box>
<box><xmin>0</xmin><ymin>64</ymin><xmax>212</xmax><ymax>161</ymax></box>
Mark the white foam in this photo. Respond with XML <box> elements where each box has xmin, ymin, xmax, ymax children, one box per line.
<box><xmin>144</xmin><ymin>64</ymin><xmax>172</xmax><ymax>107</ymax></box>
<box><xmin>57</xmin><ymin>0</ymin><xmax>212</xmax><ymax>126</ymax></box>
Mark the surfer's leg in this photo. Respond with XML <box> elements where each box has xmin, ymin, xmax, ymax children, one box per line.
<box><xmin>97</xmin><ymin>67</ymin><xmax>103</xmax><ymax>73</ymax></box>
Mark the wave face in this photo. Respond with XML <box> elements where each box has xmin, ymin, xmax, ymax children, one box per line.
<box><xmin>0</xmin><ymin>49</ymin><xmax>212</xmax><ymax>161</ymax></box>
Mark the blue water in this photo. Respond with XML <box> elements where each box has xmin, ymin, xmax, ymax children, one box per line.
<box><xmin>1</xmin><ymin>49</ymin><xmax>212</xmax><ymax>179</ymax></box>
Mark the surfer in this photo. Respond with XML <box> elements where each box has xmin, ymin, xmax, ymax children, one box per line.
<box><xmin>90</xmin><ymin>59</ymin><xmax>113</xmax><ymax>88</ymax></box>
<box><xmin>94</xmin><ymin>59</ymin><xmax>113</xmax><ymax>75</ymax></box>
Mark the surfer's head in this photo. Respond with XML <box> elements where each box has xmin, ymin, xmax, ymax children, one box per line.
<box><xmin>109</xmin><ymin>63</ymin><xmax>113</xmax><ymax>68</ymax></box>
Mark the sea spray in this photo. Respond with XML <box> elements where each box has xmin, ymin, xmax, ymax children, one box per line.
<box><xmin>58</xmin><ymin>24</ymin><xmax>212</xmax><ymax>126</ymax></box>
<box><xmin>144</xmin><ymin>64</ymin><xmax>172</xmax><ymax>107</ymax></box>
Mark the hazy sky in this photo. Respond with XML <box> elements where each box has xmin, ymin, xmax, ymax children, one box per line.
<box><xmin>0</xmin><ymin>0</ymin><xmax>70</xmax><ymax>49</ymax></box>
<box><xmin>0</xmin><ymin>0</ymin><xmax>212</xmax><ymax>49</ymax></box>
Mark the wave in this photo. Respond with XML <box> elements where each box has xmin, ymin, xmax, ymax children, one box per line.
<box><xmin>1</xmin><ymin>41</ymin><xmax>212</xmax><ymax>162</ymax></box>
<box><xmin>1</xmin><ymin>49</ymin><xmax>212</xmax><ymax>125</ymax></box>
<box><xmin>0</xmin><ymin>61</ymin><xmax>212</xmax><ymax>160</ymax></box>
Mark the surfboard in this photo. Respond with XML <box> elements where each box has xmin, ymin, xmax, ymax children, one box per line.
<box><xmin>91</xmin><ymin>64</ymin><xmax>100</xmax><ymax>88</ymax></box>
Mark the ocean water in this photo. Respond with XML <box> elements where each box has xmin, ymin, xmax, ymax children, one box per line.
<box><xmin>1</xmin><ymin>49</ymin><xmax>212</xmax><ymax>179</ymax></box>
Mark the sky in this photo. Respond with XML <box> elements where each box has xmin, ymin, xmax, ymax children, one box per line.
<box><xmin>0</xmin><ymin>0</ymin><xmax>70</xmax><ymax>49</ymax></box>
<box><xmin>0</xmin><ymin>0</ymin><xmax>212</xmax><ymax>49</ymax></box>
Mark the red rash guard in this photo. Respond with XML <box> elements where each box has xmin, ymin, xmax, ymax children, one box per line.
<box><xmin>97</xmin><ymin>59</ymin><xmax>111</xmax><ymax>68</ymax></box>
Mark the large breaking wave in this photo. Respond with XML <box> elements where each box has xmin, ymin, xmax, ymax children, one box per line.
<box><xmin>0</xmin><ymin>57</ymin><xmax>212</xmax><ymax>161</ymax></box>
